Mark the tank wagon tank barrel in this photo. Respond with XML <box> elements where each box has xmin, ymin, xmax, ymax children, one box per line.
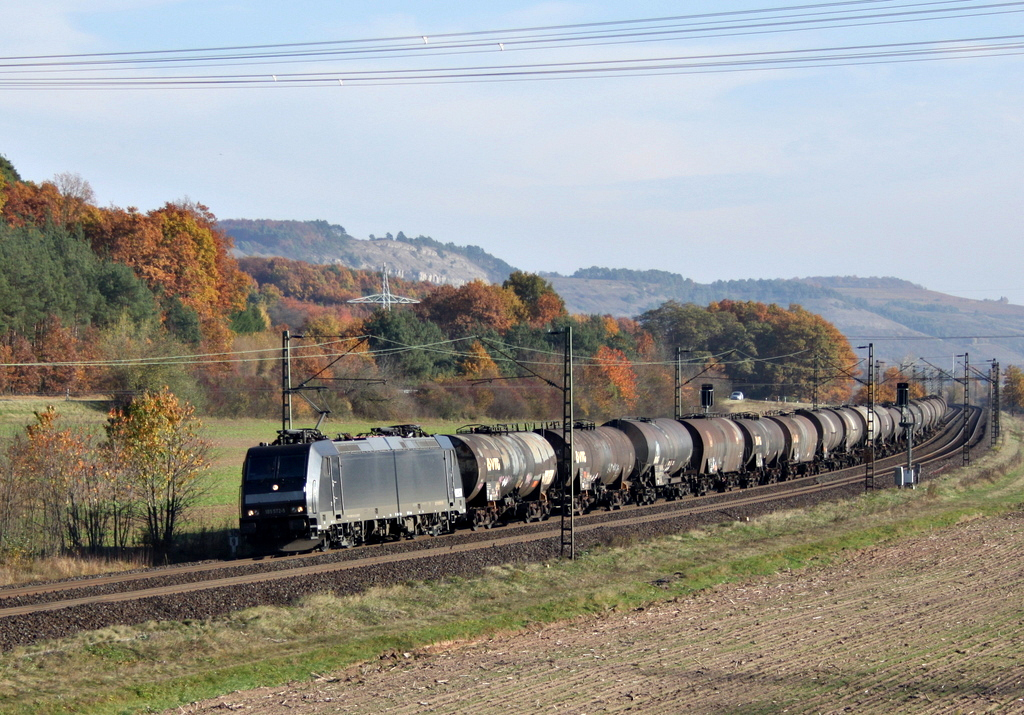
<box><xmin>448</xmin><ymin>428</ymin><xmax>557</xmax><ymax>528</ymax></box>
<box><xmin>675</xmin><ymin>416</ymin><xmax>745</xmax><ymax>493</ymax></box>
<box><xmin>731</xmin><ymin>415</ymin><xmax>784</xmax><ymax>485</ymax></box>
<box><xmin>764</xmin><ymin>413</ymin><xmax>818</xmax><ymax>478</ymax></box>
<box><xmin>602</xmin><ymin>418</ymin><xmax>692</xmax><ymax>505</ymax></box>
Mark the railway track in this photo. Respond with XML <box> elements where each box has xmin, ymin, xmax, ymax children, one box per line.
<box><xmin>0</xmin><ymin>406</ymin><xmax>985</xmax><ymax>650</ymax></box>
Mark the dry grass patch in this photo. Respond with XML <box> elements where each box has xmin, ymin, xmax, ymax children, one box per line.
<box><xmin>0</xmin><ymin>554</ymin><xmax>146</xmax><ymax>587</ymax></box>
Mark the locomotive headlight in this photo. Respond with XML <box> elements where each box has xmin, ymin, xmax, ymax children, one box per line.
<box><xmin>245</xmin><ymin>508</ymin><xmax>259</xmax><ymax>517</ymax></box>
<box><xmin>290</xmin><ymin>505</ymin><xmax>305</xmax><ymax>514</ymax></box>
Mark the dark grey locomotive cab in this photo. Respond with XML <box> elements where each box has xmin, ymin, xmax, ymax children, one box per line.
<box><xmin>239</xmin><ymin>445</ymin><xmax>311</xmax><ymax>546</ymax></box>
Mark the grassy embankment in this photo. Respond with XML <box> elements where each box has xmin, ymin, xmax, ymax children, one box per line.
<box><xmin>1</xmin><ymin>413</ymin><xmax>1022</xmax><ymax>714</ymax></box>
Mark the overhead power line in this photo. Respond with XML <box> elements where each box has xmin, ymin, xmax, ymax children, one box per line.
<box><xmin>0</xmin><ymin>0</ymin><xmax>1021</xmax><ymax>89</ymax></box>
<box><xmin>4</xmin><ymin>0</ymin><xmax>1020</xmax><ymax>65</ymax></box>
<box><xmin>845</xmin><ymin>334</ymin><xmax>1024</xmax><ymax>339</ymax></box>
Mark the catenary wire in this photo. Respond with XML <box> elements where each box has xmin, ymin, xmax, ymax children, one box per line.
<box><xmin>1</xmin><ymin>0</ymin><xmax>1018</xmax><ymax>67</ymax></box>
<box><xmin>0</xmin><ymin>1</ymin><xmax>1021</xmax><ymax>88</ymax></box>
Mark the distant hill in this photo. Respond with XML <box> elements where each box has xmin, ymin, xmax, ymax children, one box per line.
<box><xmin>220</xmin><ymin>219</ymin><xmax>1024</xmax><ymax>367</ymax></box>
<box><xmin>546</xmin><ymin>268</ymin><xmax>850</xmax><ymax>314</ymax></box>
<box><xmin>220</xmin><ymin>219</ymin><xmax>515</xmax><ymax>285</ymax></box>
<box><xmin>549</xmin><ymin>270</ymin><xmax>1024</xmax><ymax>367</ymax></box>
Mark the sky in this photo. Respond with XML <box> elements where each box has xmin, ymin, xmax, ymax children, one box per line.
<box><xmin>2</xmin><ymin>1</ymin><xmax>1022</xmax><ymax>303</ymax></box>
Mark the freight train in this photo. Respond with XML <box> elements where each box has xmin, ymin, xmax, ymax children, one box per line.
<box><xmin>238</xmin><ymin>397</ymin><xmax>947</xmax><ymax>552</ymax></box>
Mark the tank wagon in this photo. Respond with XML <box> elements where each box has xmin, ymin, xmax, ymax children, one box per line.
<box><xmin>538</xmin><ymin>423</ymin><xmax>637</xmax><ymax>514</ymax></box>
<box><xmin>731</xmin><ymin>415</ymin><xmax>784</xmax><ymax>486</ymax></box>
<box><xmin>446</xmin><ymin>428</ymin><xmax>558</xmax><ymax>529</ymax></box>
<box><xmin>240</xmin><ymin>396</ymin><xmax>947</xmax><ymax>552</ymax></box>
<box><xmin>676</xmin><ymin>417</ymin><xmax>746</xmax><ymax>492</ymax></box>
<box><xmin>602</xmin><ymin>418</ymin><xmax>690</xmax><ymax>504</ymax></box>
<box><xmin>764</xmin><ymin>413</ymin><xmax>819</xmax><ymax>478</ymax></box>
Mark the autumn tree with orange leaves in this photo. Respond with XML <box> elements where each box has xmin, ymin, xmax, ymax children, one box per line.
<box><xmin>415</xmin><ymin>280</ymin><xmax>524</xmax><ymax>336</ymax></box>
<box><xmin>639</xmin><ymin>299</ymin><xmax>857</xmax><ymax>403</ymax></box>
<box><xmin>0</xmin><ymin>395</ymin><xmax>210</xmax><ymax>562</ymax></box>
<box><xmin>0</xmin><ymin>159</ymin><xmax>252</xmax><ymax>402</ymax></box>
<box><xmin>577</xmin><ymin>345</ymin><xmax>639</xmax><ymax>417</ymax></box>
<box><xmin>458</xmin><ymin>340</ymin><xmax>501</xmax><ymax>381</ymax></box>
<box><xmin>83</xmin><ymin>201</ymin><xmax>250</xmax><ymax>352</ymax></box>
<box><xmin>0</xmin><ymin>179</ymin><xmax>64</xmax><ymax>228</ymax></box>
<box><xmin>503</xmin><ymin>271</ymin><xmax>567</xmax><ymax>327</ymax></box>
<box><xmin>104</xmin><ymin>389</ymin><xmax>211</xmax><ymax>560</ymax></box>
<box><xmin>1003</xmin><ymin>365</ymin><xmax>1024</xmax><ymax>414</ymax></box>
<box><xmin>2</xmin><ymin>407</ymin><xmax>109</xmax><ymax>557</ymax></box>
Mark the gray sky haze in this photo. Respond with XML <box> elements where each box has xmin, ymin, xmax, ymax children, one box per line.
<box><xmin>2</xmin><ymin>1</ymin><xmax>1022</xmax><ymax>302</ymax></box>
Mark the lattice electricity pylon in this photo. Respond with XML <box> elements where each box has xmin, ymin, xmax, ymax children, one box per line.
<box><xmin>347</xmin><ymin>263</ymin><xmax>420</xmax><ymax>311</ymax></box>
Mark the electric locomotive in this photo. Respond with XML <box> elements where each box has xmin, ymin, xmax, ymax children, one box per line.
<box><xmin>239</xmin><ymin>428</ymin><xmax>466</xmax><ymax>551</ymax></box>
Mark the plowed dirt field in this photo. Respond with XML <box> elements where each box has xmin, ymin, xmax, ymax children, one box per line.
<box><xmin>177</xmin><ymin>509</ymin><xmax>1024</xmax><ymax>714</ymax></box>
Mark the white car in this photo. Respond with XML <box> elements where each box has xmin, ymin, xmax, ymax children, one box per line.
<box><xmin>729</xmin><ymin>391</ymin><xmax>744</xmax><ymax>401</ymax></box>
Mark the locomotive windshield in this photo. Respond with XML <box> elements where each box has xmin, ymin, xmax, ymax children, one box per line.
<box><xmin>244</xmin><ymin>450</ymin><xmax>308</xmax><ymax>482</ymax></box>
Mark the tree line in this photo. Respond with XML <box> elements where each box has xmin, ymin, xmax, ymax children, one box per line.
<box><xmin>6</xmin><ymin>152</ymin><xmax>1018</xmax><ymax>424</ymax></box>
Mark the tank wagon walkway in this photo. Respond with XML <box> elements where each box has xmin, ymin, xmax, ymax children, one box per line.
<box><xmin>177</xmin><ymin>509</ymin><xmax>1024</xmax><ymax>714</ymax></box>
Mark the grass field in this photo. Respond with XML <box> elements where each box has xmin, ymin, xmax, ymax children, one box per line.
<box><xmin>0</xmin><ymin>416</ymin><xmax>1021</xmax><ymax>714</ymax></box>
<box><xmin>0</xmin><ymin>396</ymin><xmax>499</xmax><ymax>559</ymax></box>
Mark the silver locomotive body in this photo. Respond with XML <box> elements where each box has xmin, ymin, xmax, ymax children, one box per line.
<box><xmin>240</xmin><ymin>435</ymin><xmax>466</xmax><ymax>551</ymax></box>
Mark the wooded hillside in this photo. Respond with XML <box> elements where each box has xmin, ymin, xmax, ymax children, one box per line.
<box><xmin>0</xmin><ymin>155</ymin><xmax>876</xmax><ymax>422</ymax></box>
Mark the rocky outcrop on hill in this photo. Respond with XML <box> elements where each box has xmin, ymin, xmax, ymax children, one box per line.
<box><xmin>220</xmin><ymin>218</ymin><xmax>1024</xmax><ymax>366</ymax></box>
<box><xmin>220</xmin><ymin>219</ymin><xmax>514</xmax><ymax>286</ymax></box>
